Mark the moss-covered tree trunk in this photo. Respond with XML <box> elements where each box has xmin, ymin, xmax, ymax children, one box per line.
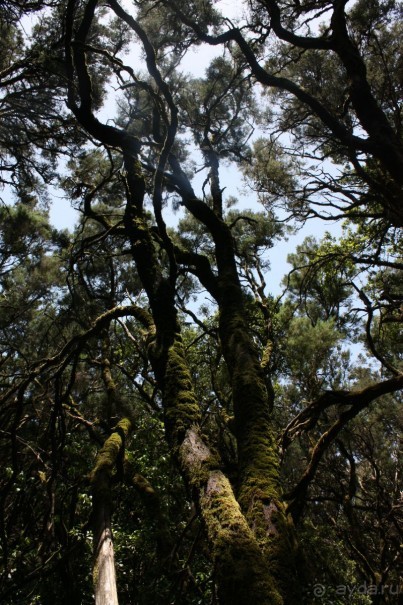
<box><xmin>66</xmin><ymin>10</ymin><xmax>295</xmax><ymax>598</ymax></box>
<box><xmin>90</xmin><ymin>419</ymin><xmax>131</xmax><ymax>605</ymax></box>
<box><xmin>213</xmin><ymin>217</ymin><xmax>301</xmax><ymax>605</ymax></box>
<box><xmin>172</xmin><ymin>158</ymin><xmax>302</xmax><ymax>603</ymax></box>
<box><xmin>121</xmin><ymin>149</ymin><xmax>297</xmax><ymax>602</ymax></box>
<box><xmin>180</xmin><ymin>428</ymin><xmax>282</xmax><ymax>605</ymax></box>
<box><xmin>122</xmin><ymin>154</ymin><xmax>284</xmax><ymax>604</ymax></box>
<box><xmin>217</xmin><ymin>280</ymin><xmax>301</xmax><ymax>605</ymax></box>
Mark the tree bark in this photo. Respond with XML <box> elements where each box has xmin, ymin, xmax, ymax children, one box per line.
<box><xmin>90</xmin><ymin>419</ymin><xmax>131</xmax><ymax>605</ymax></box>
<box><xmin>93</xmin><ymin>517</ymin><xmax>118</xmax><ymax>605</ymax></box>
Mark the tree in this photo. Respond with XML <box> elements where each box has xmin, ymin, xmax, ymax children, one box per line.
<box><xmin>173</xmin><ymin>0</ymin><xmax>403</xmax><ymax>226</ymax></box>
<box><xmin>0</xmin><ymin>1</ymin><xmax>401</xmax><ymax>604</ymax></box>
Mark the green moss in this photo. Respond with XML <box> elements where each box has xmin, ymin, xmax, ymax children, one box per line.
<box><xmin>201</xmin><ymin>470</ymin><xmax>284</xmax><ymax>605</ymax></box>
<box><xmin>261</xmin><ymin>340</ymin><xmax>273</xmax><ymax>371</ymax></box>
<box><xmin>163</xmin><ymin>337</ymin><xmax>201</xmax><ymax>445</ymax></box>
<box><xmin>217</xmin><ymin>303</ymin><xmax>281</xmax><ymax>498</ymax></box>
<box><xmin>92</xmin><ymin>559</ymin><xmax>99</xmax><ymax>589</ymax></box>
<box><xmin>89</xmin><ymin>418</ymin><xmax>131</xmax><ymax>487</ymax></box>
<box><xmin>218</xmin><ymin>304</ymin><xmax>302</xmax><ymax>603</ymax></box>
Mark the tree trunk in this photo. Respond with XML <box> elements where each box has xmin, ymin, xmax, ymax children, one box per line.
<box><xmin>90</xmin><ymin>419</ymin><xmax>131</xmax><ymax>605</ymax></box>
<box><xmin>178</xmin><ymin>422</ymin><xmax>283</xmax><ymax>605</ymax></box>
<box><xmin>159</xmin><ymin>335</ymin><xmax>285</xmax><ymax>604</ymax></box>
<box><xmin>66</xmin><ymin>21</ymin><xmax>293</xmax><ymax>596</ymax></box>
<box><xmin>92</xmin><ymin>506</ymin><xmax>118</xmax><ymax>605</ymax></box>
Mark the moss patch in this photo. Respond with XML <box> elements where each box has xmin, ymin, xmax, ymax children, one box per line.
<box><xmin>201</xmin><ymin>470</ymin><xmax>284</xmax><ymax>605</ymax></box>
<box><xmin>89</xmin><ymin>418</ymin><xmax>132</xmax><ymax>492</ymax></box>
<box><xmin>218</xmin><ymin>299</ymin><xmax>302</xmax><ymax>603</ymax></box>
<box><xmin>163</xmin><ymin>337</ymin><xmax>202</xmax><ymax>446</ymax></box>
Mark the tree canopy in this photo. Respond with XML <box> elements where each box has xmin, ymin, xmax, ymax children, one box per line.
<box><xmin>0</xmin><ymin>1</ymin><xmax>402</xmax><ymax>604</ymax></box>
